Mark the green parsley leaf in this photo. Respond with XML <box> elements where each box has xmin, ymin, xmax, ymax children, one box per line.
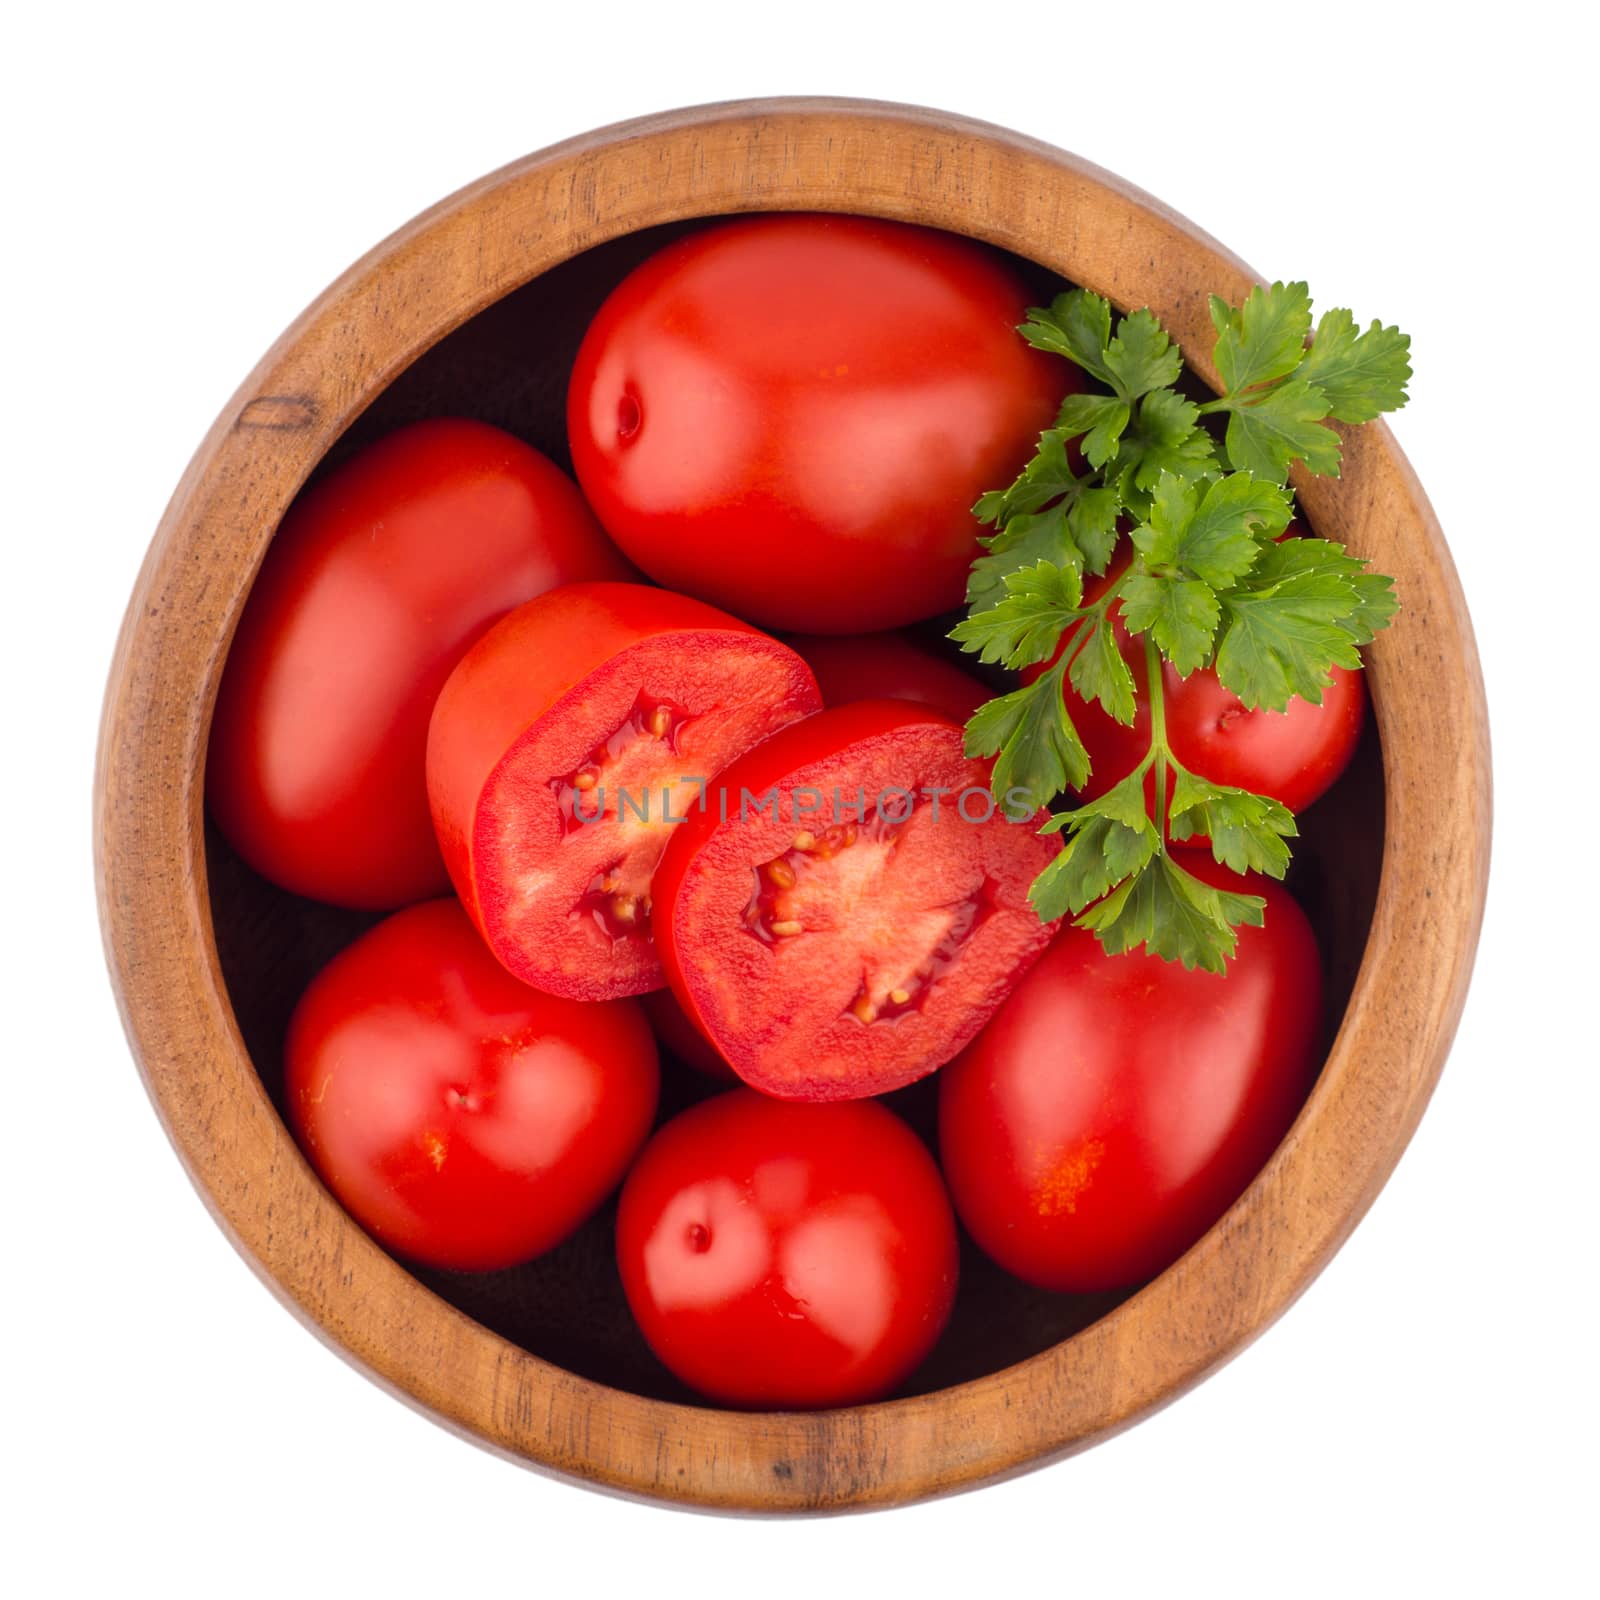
<box><xmin>1067</xmin><ymin>485</ymin><xmax>1123</xmax><ymax>574</ymax></box>
<box><xmin>1058</xmin><ymin>393</ymin><xmax>1131</xmax><ymax>470</ymax></box>
<box><xmin>1020</xmin><ymin>291</ymin><xmax>1115</xmax><ymax>388</ymax></box>
<box><xmin>1113</xmin><ymin>388</ymin><xmax>1218</xmax><ymax>497</ymax></box>
<box><xmin>973</xmin><ymin>429</ymin><xmax>1079</xmax><ymax>526</ymax></box>
<box><xmin>966</xmin><ymin>507</ymin><xmax>1079</xmax><ymax>611</ymax></box>
<box><xmin>1066</xmin><ymin>608</ymin><xmax>1138</xmax><ymax>724</ymax></box>
<box><xmin>1119</xmin><ymin>573</ymin><xmax>1220</xmax><ymax>675</ymax></box>
<box><xmin>963</xmin><ymin>658</ymin><xmax>1089</xmax><ymax>806</ymax></box>
<box><xmin>1214</xmin><ymin>569</ymin><xmax>1363</xmax><ymax>710</ymax></box>
<box><xmin>1078</xmin><ymin>853</ymin><xmax>1266</xmax><ymax>974</ymax></box>
<box><xmin>1102</xmin><ymin>308</ymin><xmax>1184</xmax><ymax>399</ymax></box>
<box><xmin>1223</xmin><ymin>377</ymin><xmax>1341</xmax><ymax>484</ymax></box>
<box><xmin>1031</xmin><ymin>770</ymin><xmax>1159</xmax><ymax>918</ymax></box>
<box><xmin>949</xmin><ymin>559</ymin><xmax>1083</xmax><ymax>669</ymax></box>
<box><xmin>1210</xmin><ymin>281</ymin><xmax>1313</xmax><ymax>394</ymax></box>
<box><xmin>1132</xmin><ymin>472</ymin><xmax>1288</xmax><ymax>587</ymax></box>
<box><xmin>1300</xmin><ymin>307</ymin><xmax>1412</xmax><ymax>423</ymax></box>
<box><xmin>1167</xmin><ymin>767</ymin><xmax>1297</xmax><ymax>877</ymax></box>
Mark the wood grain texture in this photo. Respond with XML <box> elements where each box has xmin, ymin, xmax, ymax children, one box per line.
<box><xmin>94</xmin><ymin>97</ymin><xmax>1491</xmax><ymax>1513</ymax></box>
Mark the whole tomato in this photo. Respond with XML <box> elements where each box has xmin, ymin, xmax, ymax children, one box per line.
<box><xmin>567</xmin><ymin>214</ymin><xmax>1068</xmax><ymax>632</ymax></box>
<box><xmin>285</xmin><ymin>899</ymin><xmax>658</xmax><ymax>1272</ymax></box>
<box><xmin>616</xmin><ymin>1090</ymin><xmax>958</xmax><ymax>1407</ymax></box>
<box><xmin>209</xmin><ymin>419</ymin><xmax>629</xmax><ymax>909</ymax></box>
<box><xmin>938</xmin><ymin>860</ymin><xmax>1323</xmax><ymax>1292</ymax></box>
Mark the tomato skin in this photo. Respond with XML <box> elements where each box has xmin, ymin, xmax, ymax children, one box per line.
<box><xmin>285</xmin><ymin>900</ymin><xmax>658</xmax><ymax>1272</ymax></box>
<box><xmin>641</xmin><ymin>989</ymin><xmax>738</xmax><ymax>1081</ymax></box>
<box><xmin>208</xmin><ymin>419</ymin><xmax>629</xmax><ymax>909</ymax></box>
<box><xmin>786</xmin><ymin>631</ymin><xmax>988</xmax><ymax>723</ymax></box>
<box><xmin>616</xmin><ymin>1090</ymin><xmax>958</xmax><ymax>1407</ymax></box>
<box><xmin>938</xmin><ymin>860</ymin><xmax>1322</xmax><ymax>1292</ymax></box>
<box><xmin>567</xmin><ymin>214</ymin><xmax>1069</xmax><ymax>632</ymax></box>
<box><xmin>426</xmin><ymin>581</ymin><xmax>821</xmax><ymax>1000</ymax></box>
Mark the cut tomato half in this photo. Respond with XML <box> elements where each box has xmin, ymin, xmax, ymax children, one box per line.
<box><xmin>653</xmin><ymin>700</ymin><xmax>1060</xmax><ymax>1100</ymax></box>
<box><xmin>427</xmin><ymin>582</ymin><xmax>821</xmax><ymax>999</ymax></box>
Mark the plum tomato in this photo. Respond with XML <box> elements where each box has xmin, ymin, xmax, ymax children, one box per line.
<box><xmin>566</xmin><ymin>214</ymin><xmax>1070</xmax><ymax>633</ymax></box>
<box><xmin>786</xmin><ymin>630</ymin><xmax>989</xmax><ymax>724</ymax></box>
<box><xmin>285</xmin><ymin>899</ymin><xmax>659</xmax><ymax>1273</ymax></box>
<box><xmin>641</xmin><ymin>989</ymin><xmax>737</xmax><ymax>1081</ymax></box>
<box><xmin>616</xmin><ymin>1090</ymin><xmax>958</xmax><ymax>1408</ymax></box>
<box><xmin>938</xmin><ymin>859</ymin><xmax>1322</xmax><ymax>1293</ymax></box>
<box><xmin>208</xmin><ymin>419</ymin><xmax>630</xmax><ymax>909</ymax></box>
<box><xmin>426</xmin><ymin>581</ymin><xmax>821</xmax><ymax>1001</ymax></box>
<box><xmin>1025</xmin><ymin>551</ymin><xmax>1367</xmax><ymax>836</ymax></box>
<box><xmin>652</xmin><ymin>700</ymin><xmax>1060</xmax><ymax>1101</ymax></box>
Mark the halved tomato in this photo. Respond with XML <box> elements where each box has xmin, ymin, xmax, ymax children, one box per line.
<box><xmin>426</xmin><ymin>582</ymin><xmax>820</xmax><ymax>1000</ymax></box>
<box><xmin>652</xmin><ymin>700</ymin><xmax>1059</xmax><ymax>1100</ymax></box>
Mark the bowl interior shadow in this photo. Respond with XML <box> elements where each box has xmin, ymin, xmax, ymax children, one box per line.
<box><xmin>206</xmin><ymin>219</ymin><xmax>1387</xmax><ymax>1406</ymax></box>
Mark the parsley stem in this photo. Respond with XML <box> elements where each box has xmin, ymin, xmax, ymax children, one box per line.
<box><xmin>1144</xmin><ymin>632</ymin><xmax>1170</xmax><ymax>856</ymax></box>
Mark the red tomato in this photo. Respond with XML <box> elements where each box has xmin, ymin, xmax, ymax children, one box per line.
<box><xmin>653</xmin><ymin>700</ymin><xmax>1059</xmax><ymax>1101</ymax></box>
<box><xmin>209</xmin><ymin>419</ymin><xmax>629</xmax><ymax>909</ymax></box>
<box><xmin>938</xmin><ymin>859</ymin><xmax>1322</xmax><ymax>1292</ymax></box>
<box><xmin>567</xmin><ymin>214</ymin><xmax>1069</xmax><ymax>633</ymax></box>
<box><xmin>1025</xmin><ymin>550</ymin><xmax>1366</xmax><ymax>834</ymax></box>
<box><xmin>616</xmin><ymin>1090</ymin><xmax>958</xmax><ymax>1407</ymax></box>
<box><xmin>786</xmin><ymin>630</ymin><xmax>989</xmax><ymax>723</ymax></box>
<box><xmin>641</xmin><ymin>989</ymin><xmax>737</xmax><ymax>1082</ymax></box>
<box><xmin>426</xmin><ymin>582</ymin><xmax>821</xmax><ymax>1000</ymax></box>
<box><xmin>285</xmin><ymin>899</ymin><xmax>658</xmax><ymax>1272</ymax></box>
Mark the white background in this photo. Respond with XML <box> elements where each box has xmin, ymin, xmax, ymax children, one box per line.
<box><xmin>6</xmin><ymin>3</ymin><xmax>1593</xmax><ymax>1594</ymax></box>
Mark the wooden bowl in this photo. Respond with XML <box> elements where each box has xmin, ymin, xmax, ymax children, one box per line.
<box><xmin>95</xmin><ymin>98</ymin><xmax>1490</xmax><ymax>1512</ymax></box>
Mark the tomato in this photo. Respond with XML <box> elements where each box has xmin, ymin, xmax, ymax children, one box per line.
<box><xmin>208</xmin><ymin>419</ymin><xmax>629</xmax><ymax>909</ymax></box>
<box><xmin>567</xmin><ymin>214</ymin><xmax>1069</xmax><ymax>633</ymax></box>
<box><xmin>426</xmin><ymin>581</ymin><xmax>821</xmax><ymax>1000</ymax></box>
<box><xmin>786</xmin><ymin>630</ymin><xmax>988</xmax><ymax>723</ymax></box>
<box><xmin>616</xmin><ymin>1090</ymin><xmax>958</xmax><ymax>1407</ymax></box>
<box><xmin>641</xmin><ymin>989</ymin><xmax>737</xmax><ymax>1081</ymax></box>
<box><xmin>1025</xmin><ymin>549</ymin><xmax>1366</xmax><ymax>836</ymax></box>
<box><xmin>653</xmin><ymin>700</ymin><xmax>1059</xmax><ymax>1101</ymax></box>
<box><xmin>938</xmin><ymin>859</ymin><xmax>1322</xmax><ymax>1292</ymax></box>
<box><xmin>285</xmin><ymin>899</ymin><xmax>658</xmax><ymax>1272</ymax></box>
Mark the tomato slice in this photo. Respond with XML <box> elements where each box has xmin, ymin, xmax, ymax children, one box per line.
<box><xmin>653</xmin><ymin>700</ymin><xmax>1060</xmax><ymax>1100</ymax></box>
<box><xmin>427</xmin><ymin>582</ymin><xmax>821</xmax><ymax>1000</ymax></box>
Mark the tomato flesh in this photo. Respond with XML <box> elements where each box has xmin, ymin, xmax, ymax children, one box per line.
<box><xmin>653</xmin><ymin>700</ymin><xmax>1059</xmax><ymax>1100</ymax></box>
<box><xmin>285</xmin><ymin>900</ymin><xmax>659</xmax><ymax>1272</ymax></box>
<box><xmin>427</xmin><ymin>582</ymin><xmax>821</xmax><ymax>1000</ymax></box>
<box><xmin>208</xmin><ymin>418</ymin><xmax>628</xmax><ymax>908</ymax></box>
<box><xmin>938</xmin><ymin>860</ymin><xmax>1322</xmax><ymax>1292</ymax></box>
<box><xmin>567</xmin><ymin>214</ymin><xmax>1069</xmax><ymax>632</ymax></box>
<box><xmin>615</xmin><ymin>1090</ymin><xmax>958</xmax><ymax>1407</ymax></box>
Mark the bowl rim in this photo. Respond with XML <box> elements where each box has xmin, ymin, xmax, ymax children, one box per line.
<box><xmin>94</xmin><ymin>95</ymin><xmax>1492</xmax><ymax>1513</ymax></box>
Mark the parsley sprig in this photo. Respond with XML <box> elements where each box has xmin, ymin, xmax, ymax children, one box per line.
<box><xmin>953</xmin><ymin>282</ymin><xmax>1408</xmax><ymax>972</ymax></box>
